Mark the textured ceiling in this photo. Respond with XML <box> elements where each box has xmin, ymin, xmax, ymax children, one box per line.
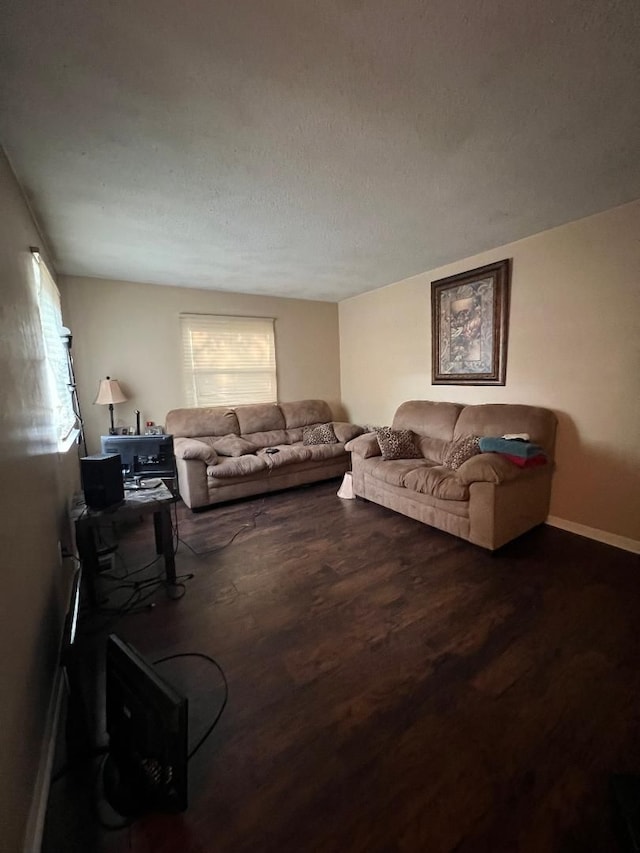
<box><xmin>2</xmin><ymin>0</ymin><xmax>639</xmax><ymax>301</ymax></box>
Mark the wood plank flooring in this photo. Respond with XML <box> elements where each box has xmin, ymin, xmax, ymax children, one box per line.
<box><xmin>43</xmin><ymin>480</ymin><xmax>640</xmax><ymax>852</ymax></box>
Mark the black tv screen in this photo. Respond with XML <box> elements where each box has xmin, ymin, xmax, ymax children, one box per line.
<box><xmin>105</xmin><ymin>634</ymin><xmax>188</xmax><ymax>816</ymax></box>
<box><xmin>60</xmin><ymin>567</ymin><xmax>93</xmax><ymax>760</ymax></box>
<box><xmin>60</xmin><ymin>567</ymin><xmax>82</xmax><ymax>668</ymax></box>
<box><xmin>100</xmin><ymin>434</ymin><xmax>175</xmax><ymax>479</ymax></box>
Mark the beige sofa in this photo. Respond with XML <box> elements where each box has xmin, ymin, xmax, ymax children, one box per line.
<box><xmin>165</xmin><ymin>399</ymin><xmax>363</xmax><ymax>510</ymax></box>
<box><xmin>345</xmin><ymin>400</ymin><xmax>557</xmax><ymax>550</ymax></box>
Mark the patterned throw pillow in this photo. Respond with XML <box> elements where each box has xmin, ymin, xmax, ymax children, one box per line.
<box><xmin>443</xmin><ymin>436</ymin><xmax>481</xmax><ymax>470</ymax></box>
<box><xmin>303</xmin><ymin>423</ymin><xmax>338</xmax><ymax>445</ymax></box>
<box><xmin>374</xmin><ymin>427</ymin><xmax>422</xmax><ymax>461</ymax></box>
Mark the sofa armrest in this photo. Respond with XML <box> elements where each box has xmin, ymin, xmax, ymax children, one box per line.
<box><xmin>468</xmin><ymin>466</ymin><xmax>553</xmax><ymax>549</ymax></box>
<box><xmin>175</xmin><ymin>457</ymin><xmax>210</xmax><ymax>509</ymax></box>
<box><xmin>174</xmin><ymin>436</ymin><xmax>219</xmax><ymax>465</ymax></box>
<box><xmin>345</xmin><ymin>433</ymin><xmax>381</xmax><ymax>458</ymax></box>
<box><xmin>455</xmin><ymin>453</ymin><xmax>520</xmax><ymax>485</ymax></box>
<box><xmin>332</xmin><ymin>422</ymin><xmax>365</xmax><ymax>443</ymax></box>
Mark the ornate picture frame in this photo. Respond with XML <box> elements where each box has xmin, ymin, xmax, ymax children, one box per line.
<box><xmin>431</xmin><ymin>259</ymin><xmax>511</xmax><ymax>385</ymax></box>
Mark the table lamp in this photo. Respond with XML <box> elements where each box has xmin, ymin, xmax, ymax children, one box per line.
<box><xmin>95</xmin><ymin>376</ymin><xmax>128</xmax><ymax>435</ymax></box>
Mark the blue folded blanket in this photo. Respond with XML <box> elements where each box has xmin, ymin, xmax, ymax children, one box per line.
<box><xmin>479</xmin><ymin>436</ymin><xmax>544</xmax><ymax>459</ymax></box>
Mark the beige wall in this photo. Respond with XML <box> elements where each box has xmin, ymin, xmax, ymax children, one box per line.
<box><xmin>339</xmin><ymin>200</ymin><xmax>640</xmax><ymax>544</ymax></box>
<box><xmin>59</xmin><ymin>277</ymin><xmax>342</xmax><ymax>453</ymax></box>
<box><xmin>0</xmin><ymin>151</ymin><xmax>79</xmax><ymax>849</ymax></box>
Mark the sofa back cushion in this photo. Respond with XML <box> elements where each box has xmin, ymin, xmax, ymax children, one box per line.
<box><xmin>392</xmin><ymin>401</ymin><xmax>463</xmax><ymax>440</ymax></box>
<box><xmin>280</xmin><ymin>399</ymin><xmax>333</xmax><ymax>429</ymax></box>
<box><xmin>241</xmin><ymin>429</ymin><xmax>290</xmax><ymax>448</ymax></box>
<box><xmin>166</xmin><ymin>406</ymin><xmax>240</xmax><ymax>438</ymax></box>
<box><xmin>235</xmin><ymin>403</ymin><xmax>285</xmax><ymax>434</ymax></box>
<box><xmin>392</xmin><ymin>401</ymin><xmax>463</xmax><ymax>462</ymax></box>
<box><xmin>454</xmin><ymin>404</ymin><xmax>557</xmax><ymax>459</ymax></box>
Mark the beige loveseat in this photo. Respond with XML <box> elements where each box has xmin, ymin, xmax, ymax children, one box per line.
<box><xmin>165</xmin><ymin>399</ymin><xmax>363</xmax><ymax>510</ymax></box>
<box><xmin>345</xmin><ymin>400</ymin><xmax>557</xmax><ymax>550</ymax></box>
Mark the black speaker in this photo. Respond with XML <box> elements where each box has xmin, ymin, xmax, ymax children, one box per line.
<box><xmin>81</xmin><ymin>454</ymin><xmax>124</xmax><ymax>510</ymax></box>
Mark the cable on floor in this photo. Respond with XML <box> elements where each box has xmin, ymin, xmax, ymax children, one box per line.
<box><xmin>153</xmin><ymin>651</ymin><xmax>229</xmax><ymax>760</ymax></box>
<box><xmin>173</xmin><ymin>499</ymin><xmax>266</xmax><ymax>558</ymax></box>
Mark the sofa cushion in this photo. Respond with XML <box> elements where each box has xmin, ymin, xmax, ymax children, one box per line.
<box><xmin>165</xmin><ymin>406</ymin><xmax>239</xmax><ymax>439</ymax></box>
<box><xmin>345</xmin><ymin>433</ymin><xmax>381</xmax><ymax>458</ymax></box>
<box><xmin>242</xmin><ymin>429</ymin><xmax>290</xmax><ymax>448</ymax></box>
<box><xmin>392</xmin><ymin>401</ymin><xmax>463</xmax><ymax>441</ymax></box>
<box><xmin>258</xmin><ymin>445</ymin><xmax>313</xmax><ymax>467</ymax></box>
<box><xmin>364</xmin><ymin>457</ymin><xmax>433</xmax><ymax>488</ymax></box>
<box><xmin>174</xmin><ymin>437</ymin><xmax>219</xmax><ymax>465</ymax></box>
<box><xmin>303</xmin><ymin>423</ymin><xmax>338</xmax><ymax>445</ymax></box>
<box><xmin>416</xmin><ymin>435</ymin><xmax>451</xmax><ymax>465</ymax></box>
<box><xmin>280</xmin><ymin>399</ymin><xmax>333</xmax><ymax>429</ymax></box>
<box><xmin>332</xmin><ymin>422</ymin><xmax>364</xmax><ymax>443</ymax></box>
<box><xmin>455</xmin><ymin>453</ymin><xmax>522</xmax><ymax>485</ymax></box>
<box><xmin>375</xmin><ymin>427</ymin><xmax>422</xmax><ymax>461</ymax></box>
<box><xmin>207</xmin><ymin>454</ymin><xmax>268</xmax><ymax>479</ymax></box>
<box><xmin>305</xmin><ymin>443</ymin><xmax>347</xmax><ymax>462</ymax></box>
<box><xmin>403</xmin><ymin>466</ymin><xmax>469</xmax><ymax>501</ymax></box>
<box><xmin>454</xmin><ymin>404</ymin><xmax>557</xmax><ymax>459</ymax></box>
<box><xmin>235</xmin><ymin>403</ymin><xmax>285</xmax><ymax>435</ymax></box>
<box><xmin>212</xmin><ymin>434</ymin><xmax>259</xmax><ymax>457</ymax></box>
<box><xmin>443</xmin><ymin>436</ymin><xmax>481</xmax><ymax>470</ymax></box>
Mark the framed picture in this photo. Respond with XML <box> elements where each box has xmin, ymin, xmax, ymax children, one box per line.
<box><xmin>431</xmin><ymin>259</ymin><xmax>511</xmax><ymax>385</ymax></box>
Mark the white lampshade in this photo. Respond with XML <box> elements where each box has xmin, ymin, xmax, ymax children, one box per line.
<box><xmin>94</xmin><ymin>377</ymin><xmax>127</xmax><ymax>405</ymax></box>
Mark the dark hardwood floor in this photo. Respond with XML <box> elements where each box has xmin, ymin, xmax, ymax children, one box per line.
<box><xmin>43</xmin><ymin>480</ymin><xmax>640</xmax><ymax>852</ymax></box>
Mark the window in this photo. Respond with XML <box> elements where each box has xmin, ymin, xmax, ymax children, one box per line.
<box><xmin>33</xmin><ymin>252</ymin><xmax>77</xmax><ymax>447</ymax></box>
<box><xmin>180</xmin><ymin>314</ymin><xmax>277</xmax><ymax>408</ymax></box>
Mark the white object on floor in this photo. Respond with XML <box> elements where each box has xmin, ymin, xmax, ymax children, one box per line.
<box><xmin>337</xmin><ymin>472</ymin><xmax>354</xmax><ymax>499</ymax></box>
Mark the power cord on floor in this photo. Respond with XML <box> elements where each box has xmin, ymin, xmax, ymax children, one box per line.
<box><xmin>79</xmin><ymin>572</ymin><xmax>191</xmax><ymax>637</ymax></box>
<box><xmin>153</xmin><ymin>651</ymin><xmax>229</xmax><ymax>760</ymax></box>
<box><xmin>173</xmin><ymin>499</ymin><xmax>266</xmax><ymax>558</ymax></box>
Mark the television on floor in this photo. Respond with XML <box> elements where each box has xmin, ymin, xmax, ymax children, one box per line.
<box><xmin>60</xmin><ymin>567</ymin><xmax>93</xmax><ymax>761</ymax></box>
<box><xmin>104</xmin><ymin>634</ymin><xmax>188</xmax><ymax>816</ymax></box>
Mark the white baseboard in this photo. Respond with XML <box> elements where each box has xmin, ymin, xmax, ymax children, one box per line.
<box><xmin>546</xmin><ymin>516</ymin><xmax>640</xmax><ymax>555</ymax></box>
<box><xmin>23</xmin><ymin>668</ymin><xmax>65</xmax><ymax>853</ymax></box>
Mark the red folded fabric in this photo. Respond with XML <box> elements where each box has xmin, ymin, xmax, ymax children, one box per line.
<box><xmin>502</xmin><ymin>453</ymin><xmax>547</xmax><ymax>468</ymax></box>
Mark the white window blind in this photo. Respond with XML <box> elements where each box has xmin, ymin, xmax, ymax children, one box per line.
<box><xmin>180</xmin><ymin>314</ymin><xmax>277</xmax><ymax>408</ymax></box>
<box><xmin>34</xmin><ymin>256</ymin><xmax>77</xmax><ymax>445</ymax></box>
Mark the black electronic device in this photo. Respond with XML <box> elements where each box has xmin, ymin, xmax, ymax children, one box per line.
<box><xmin>104</xmin><ymin>634</ymin><xmax>188</xmax><ymax>817</ymax></box>
<box><xmin>100</xmin><ymin>434</ymin><xmax>175</xmax><ymax>480</ymax></box>
<box><xmin>60</xmin><ymin>567</ymin><xmax>82</xmax><ymax>667</ymax></box>
<box><xmin>81</xmin><ymin>453</ymin><xmax>125</xmax><ymax>509</ymax></box>
<box><xmin>60</xmin><ymin>568</ymin><xmax>92</xmax><ymax>760</ymax></box>
<box><xmin>611</xmin><ymin>774</ymin><xmax>640</xmax><ymax>852</ymax></box>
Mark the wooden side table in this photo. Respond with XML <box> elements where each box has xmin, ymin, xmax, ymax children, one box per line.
<box><xmin>71</xmin><ymin>483</ymin><xmax>177</xmax><ymax>604</ymax></box>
